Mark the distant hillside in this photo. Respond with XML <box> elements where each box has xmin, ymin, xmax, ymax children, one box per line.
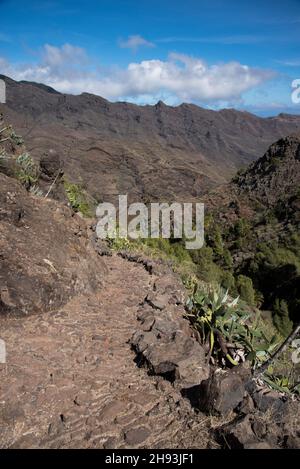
<box><xmin>234</xmin><ymin>134</ymin><xmax>300</xmax><ymax>208</ymax></box>
<box><xmin>200</xmin><ymin>135</ymin><xmax>300</xmax><ymax>333</ymax></box>
<box><xmin>205</xmin><ymin>134</ymin><xmax>300</xmax><ymax>222</ymax></box>
<box><xmin>1</xmin><ymin>75</ymin><xmax>300</xmax><ymax>204</ymax></box>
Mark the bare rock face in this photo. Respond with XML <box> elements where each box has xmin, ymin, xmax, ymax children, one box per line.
<box><xmin>217</xmin><ymin>414</ymin><xmax>269</xmax><ymax>449</ymax></box>
<box><xmin>38</xmin><ymin>149</ymin><xmax>66</xmax><ymax>201</ymax></box>
<box><xmin>216</xmin><ymin>411</ymin><xmax>284</xmax><ymax>449</ymax></box>
<box><xmin>198</xmin><ymin>368</ymin><xmax>246</xmax><ymax>416</ymax></box>
<box><xmin>0</xmin><ymin>172</ymin><xmax>106</xmax><ymax>316</ymax></box>
<box><xmin>251</xmin><ymin>388</ymin><xmax>288</xmax><ymax>417</ymax></box>
<box><xmin>132</xmin><ymin>325</ymin><xmax>209</xmax><ymax>388</ymax></box>
<box><xmin>215</xmin><ymin>380</ymin><xmax>300</xmax><ymax>449</ymax></box>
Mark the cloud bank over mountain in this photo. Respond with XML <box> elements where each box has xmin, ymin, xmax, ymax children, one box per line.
<box><xmin>0</xmin><ymin>43</ymin><xmax>275</xmax><ymax>106</ymax></box>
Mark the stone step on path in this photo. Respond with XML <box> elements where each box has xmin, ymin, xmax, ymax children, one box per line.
<box><xmin>0</xmin><ymin>255</ymin><xmax>211</xmax><ymax>449</ymax></box>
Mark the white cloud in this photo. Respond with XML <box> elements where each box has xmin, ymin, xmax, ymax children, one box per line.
<box><xmin>119</xmin><ymin>35</ymin><xmax>155</xmax><ymax>52</ymax></box>
<box><xmin>275</xmin><ymin>59</ymin><xmax>300</xmax><ymax>67</ymax></box>
<box><xmin>0</xmin><ymin>43</ymin><xmax>275</xmax><ymax>105</ymax></box>
<box><xmin>42</xmin><ymin>43</ymin><xmax>88</xmax><ymax>68</ymax></box>
<box><xmin>121</xmin><ymin>53</ymin><xmax>274</xmax><ymax>102</ymax></box>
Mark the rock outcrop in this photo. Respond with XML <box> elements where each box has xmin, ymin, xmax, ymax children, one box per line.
<box><xmin>0</xmin><ymin>172</ymin><xmax>106</xmax><ymax>316</ymax></box>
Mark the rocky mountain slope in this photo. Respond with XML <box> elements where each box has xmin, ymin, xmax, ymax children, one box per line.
<box><xmin>204</xmin><ymin>133</ymin><xmax>300</xmax><ymax>224</ymax></box>
<box><xmin>0</xmin><ymin>172</ymin><xmax>106</xmax><ymax>317</ymax></box>
<box><xmin>1</xmin><ymin>75</ymin><xmax>300</xmax><ymax>204</ymax></box>
<box><xmin>200</xmin><ymin>134</ymin><xmax>300</xmax><ymax>332</ymax></box>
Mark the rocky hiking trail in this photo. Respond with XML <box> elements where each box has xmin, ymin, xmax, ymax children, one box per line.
<box><xmin>0</xmin><ymin>253</ymin><xmax>211</xmax><ymax>449</ymax></box>
<box><xmin>0</xmin><ymin>170</ymin><xmax>299</xmax><ymax>450</ymax></box>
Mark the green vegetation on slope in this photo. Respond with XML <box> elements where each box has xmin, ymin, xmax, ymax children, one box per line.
<box><xmin>63</xmin><ymin>179</ymin><xmax>95</xmax><ymax>218</ymax></box>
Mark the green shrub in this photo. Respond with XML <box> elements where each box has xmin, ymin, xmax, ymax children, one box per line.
<box><xmin>236</xmin><ymin>274</ymin><xmax>256</xmax><ymax>306</ymax></box>
<box><xmin>263</xmin><ymin>209</ymin><xmax>278</xmax><ymax>225</ymax></box>
<box><xmin>107</xmin><ymin>229</ymin><xmax>131</xmax><ymax>251</ymax></box>
<box><xmin>246</xmin><ymin>241</ymin><xmax>300</xmax><ymax>324</ymax></box>
<box><xmin>222</xmin><ymin>248</ymin><xmax>233</xmax><ymax>269</ymax></box>
<box><xmin>273</xmin><ymin>299</ymin><xmax>293</xmax><ymax>336</ymax></box>
<box><xmin>16</xmin><ymin>152</ymin><xmax>39</xmax><ymax>187</ymax></box>
<box><xmin>141</xmin><ymin>237</ymin><xmax>192</xmax><ymax>263</ymax></box>
<box><xmin>190</xmin><ymin>246</ymin><xmax>223</xmax><ymax>284</ymax></box>
<box><xmin>233</xmin><ymin>218</ymin><xmax>250</xmax><ymax>237</ymax></box>
<box><xmin>220</xmin><ymin>271</ymin><xmax>235</xmax><ymax>291</ymax></box>
<box><xmin>211</xmin><ymin>226</ymin><xmax>224</xmax><ymax>257</ymax></box>
<box><xmin>64</xmin><ymin>180</ymin><xmax>94</xmax><ymax>217</ymax></box>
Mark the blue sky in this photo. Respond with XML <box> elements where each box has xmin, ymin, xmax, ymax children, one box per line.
<box><xmin>1</xmin><ymin>0</ymin><xmax>300</xmax><ymax>115</ymax></box>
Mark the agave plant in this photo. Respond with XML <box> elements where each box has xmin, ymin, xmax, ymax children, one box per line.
<box><xmin>10</xmin><ymin>131</ymin><xmax>24</xmax><ymax>146</ymax></box>
<box><xmin>262</xmin><ymin>373</ymin><xmax>294</xmax><ymax>394</ymax></box>
<box><xmin>29</xmin><ymin>184</ymin><xmax>44</xmax><ymax>197</ymax></box>
<box><xmin>16</xmin><ymin>152</ymin><xmax>39</xmax><ymax>186</ymax></box>
<box><xmin>186</xmin><ymin>286</ymin><xmax>275</xmax><ymax>367</ymax></box>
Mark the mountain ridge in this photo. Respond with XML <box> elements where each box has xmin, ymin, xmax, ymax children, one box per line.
<box><xmin>1</xmin><ymin>75</ymin><xmax>300</xmax><ymax>204</ymax></box>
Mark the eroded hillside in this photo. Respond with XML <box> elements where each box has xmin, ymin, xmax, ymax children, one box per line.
<box><xmin>2</xmin><ymin>75</ymin><xmax>300</xmax><ymax>204</ymax></box>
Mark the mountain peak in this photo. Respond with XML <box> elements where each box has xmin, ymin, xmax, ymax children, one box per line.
<box><xmin>234</xmin><ymin>135</ymin><xmax>300</xmax><ymax>206</ymax></box>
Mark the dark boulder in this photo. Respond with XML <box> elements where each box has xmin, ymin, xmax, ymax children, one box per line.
<box><xmin>40</xmin><ymin>149</ymin><xmax>63</xmax><ymax>180</ymax></box>
<box><xmin>198</xmin><ymin>368</ymin><xmax>246</xmax><ymax>416</ymax></box>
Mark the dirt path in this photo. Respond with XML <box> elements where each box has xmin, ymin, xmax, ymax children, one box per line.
<box><xmin>0</xmin><ymin>255</ymin><xmax>210</xmax><ymax>449</ymax></box>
